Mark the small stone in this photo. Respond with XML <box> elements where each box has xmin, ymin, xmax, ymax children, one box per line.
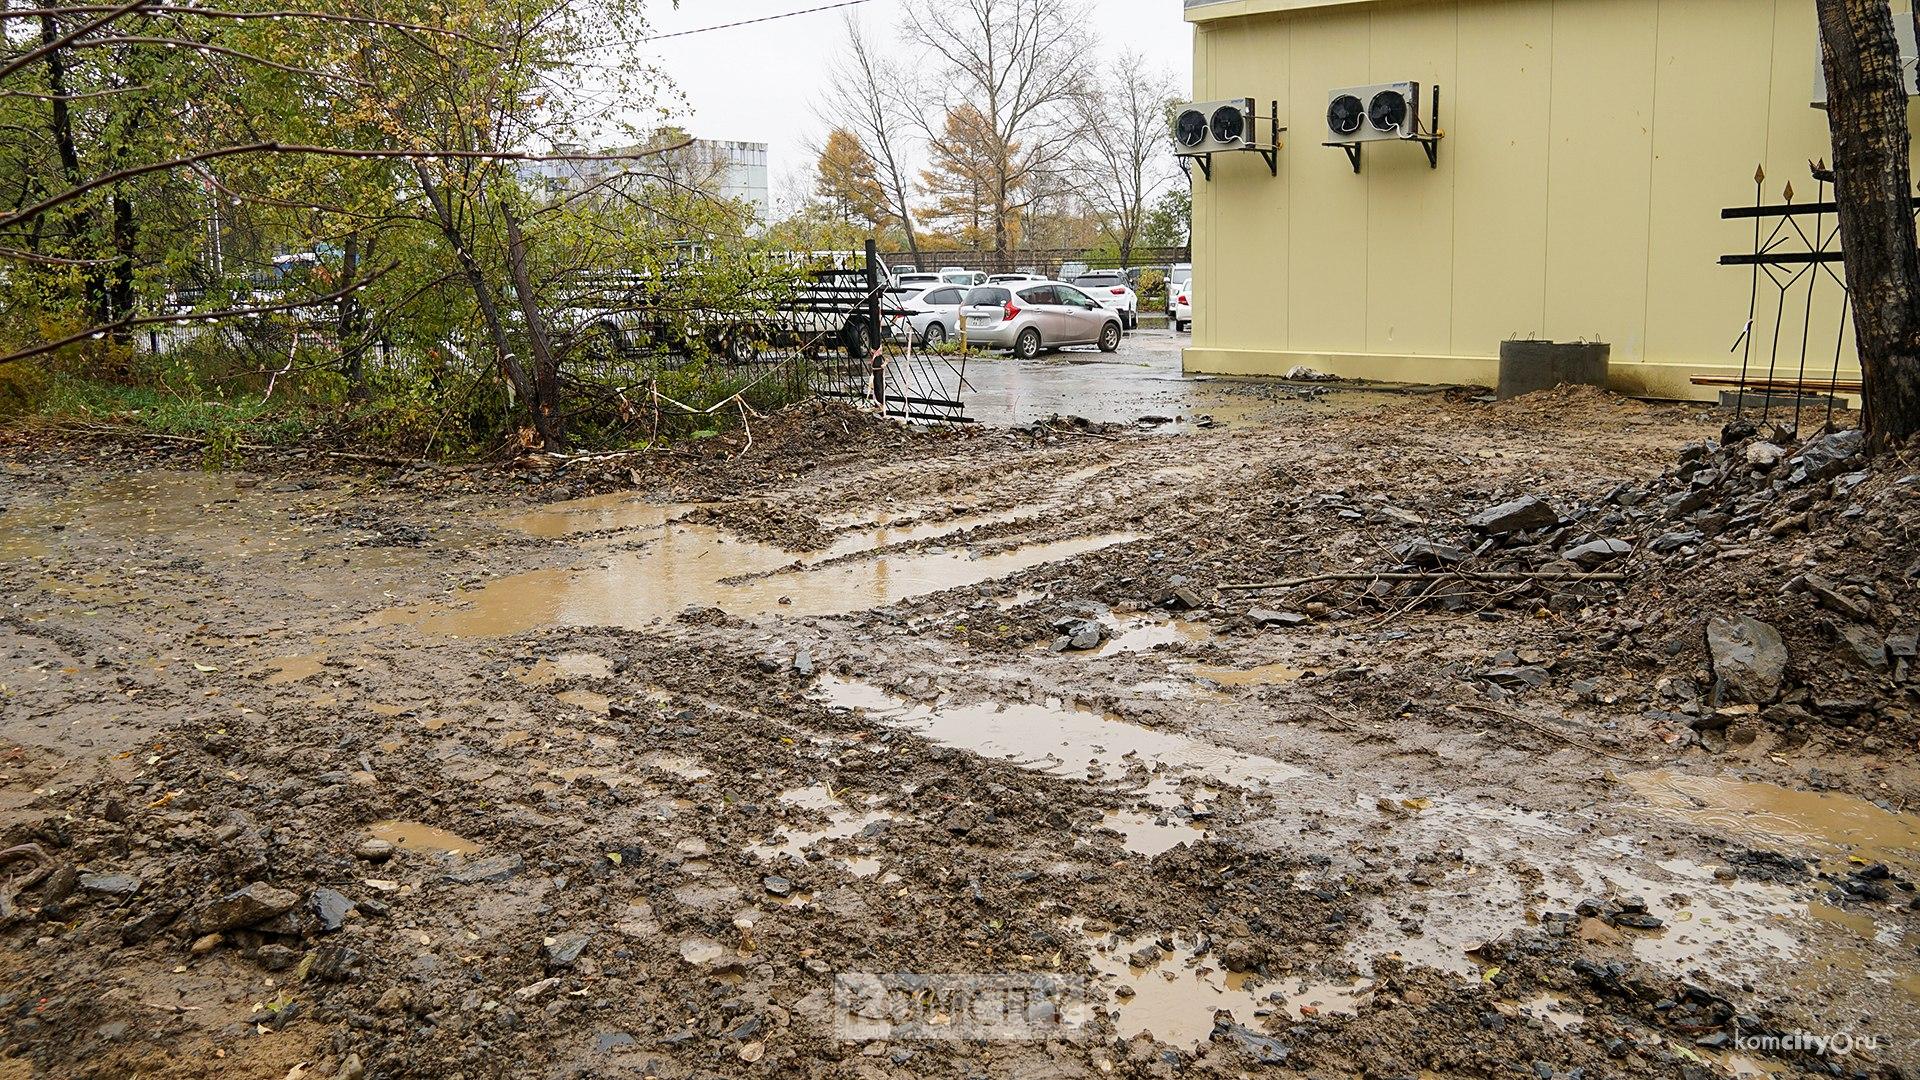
<box><xmin>1050</xmin><ymin>618</ymin><xmax>1104</xmax><ymax>652</ymax></box>
<box><xmin>1804</xmin><ymin>574</ymin><xmax>1871</xmax><ymax>620</ymax></box>
<box><xmin>793</xmin><ymin>649</ymin><xmax>814</xmax><ymax>677</ymax></box>
<box><xmin>255</xmin><ymin>943</ymin><xmax>300</xmax><ymax>971</ymax></box>
<box><xmin>335</xmin><ymin>1054</ymin><xmax>364</xmax><ymax>1080</ymax></box>
<box><xmin>190</xmin><ymin>933</ymin><xmax>223</xmax><ymax>956</ymax></box>
<box><xmin>354</xmin><ymin>839</ymin><xmax>394</xmax><ymax>863</ymax></box>
<box><xmin>1745</xmin><ymin>441</ymin><xmax>1785</xmax><ymax>469</ymax></box>
<box><xmin>513</xmin><ymin>977</ymin><xmax>561</xmax><ymax>1001</ymax></box>
<box><xmin>762</xmin><ymin>875</ymin><xmax>794</xmax><ymax>898</ymax></box>
<box><xmin>1611</xmin><ymin>912</ymin><xmax>1664</xmax><ymax>930</ymax></box>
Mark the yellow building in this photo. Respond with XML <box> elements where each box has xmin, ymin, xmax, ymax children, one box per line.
<box><xmin>1182</xmin><ymin>0</ymin><xmax>1860</xmax><ymax>401</ymax></box>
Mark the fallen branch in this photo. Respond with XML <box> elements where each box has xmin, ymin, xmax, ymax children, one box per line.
<box><xmin>44</xmin><ymin>422</ymin><xmax>424</xmax><ymax>468</ymax></box>
<box><xmin>1221</xmin><ymin>570</ymin><xmax>1631</xmax><ymax>591</ymax></box>
<box><xmin>1447</xmin><ymin>702</ymin><xmax>1640</xmax><ymax>763</ymax></box>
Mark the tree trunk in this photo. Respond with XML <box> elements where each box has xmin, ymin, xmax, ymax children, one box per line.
<box><xmin>108</xmin><ymin>190</ymin><xmax>134</xmax><ymax>345</ymax></box>
<box><xmin>501</xmin><ymin>206</ymin><xmax>564</xmax><ymax>448</ymax></box>
<box><xmin>413</xmin><ymin>162</ymin><xmax>556</xmax><ymax>447</ymax></box>
<box><xmin>337</xmin><ymin>234</ymin><xmax>367</xmax><ymax>399</ymax></box>
<box><xmin>1817</xmin><ymin>0</ymin><xmax>1920</xmax><ymax>446</ymax></box>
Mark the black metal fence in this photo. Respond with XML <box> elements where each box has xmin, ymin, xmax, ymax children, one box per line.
<box><xmin>1718</xmin><ymin>164</ymin><xmax>1891</xmax><ymax>436</ymax></box>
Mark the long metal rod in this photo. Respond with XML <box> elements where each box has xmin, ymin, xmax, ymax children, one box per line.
<box><xmin>1734</xmin><ymin>171</ymin><xmax>1764</xmax><ymax>423</ymax></box>
<box><xmin>1793</xmin><ymin>180</ymin><xmax>1826</xmax><ymax>435</ymax></box>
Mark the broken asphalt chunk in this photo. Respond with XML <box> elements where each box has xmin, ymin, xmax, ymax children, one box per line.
<box><xmin>1467</xmin><ymin>496</ymin><xmax>1562</xmax><ymax>534</ymax></box>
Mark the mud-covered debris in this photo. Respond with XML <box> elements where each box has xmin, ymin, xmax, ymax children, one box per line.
<box><xmin>793</xmin><ymin>649</ymin><xmax>814</xmax><ymax>676</ymax></box>
<box><xmin>444</xmin><ymin>854</ymin><xmax>522</xmax><ymax>884</ymax></box>
<box><xmin>190</xmin><ymin>933</ymin><xmax>222</xmax><ymax>955</ymax></box>
<box><xmin>1248</xmin><ymin>608</ymin><xmax>1310</xmax><ymax>628</ymax></box>
<box><xmin>762</xmin><ymin>874</ymin><xmax>795</xmax><ymax>897</ymax></box>
<box><xmin>354</xmin><ymin>838</ymin><xmax>394</xmax><ymax>863</ymax></box>
<box><xmin>1706</xmin><ymin>616</ymin><xmax>1788</xmax><ymax>704</ymax></box>
<box><xmin>1483</xmin><ymin>666</ymin><xmax>1550</xmax><ymax>690</ymax></box>
<box><xmin>1745</xmin><ymin>441</ymin><xmax>1786</xmax><ymax>469</ymax></box>
<box><xmin>513</xmin><ymin>977</ymin><xmax>560</xmax><ymax>1001</ymax></box>
<box><xmin>199</xmin><ymin>882</ymin><xmax>298</xmax><ymax>931</ymax></box>
<box><xmin>1468</xmin><ymin>496</ymin><xmax>1561</xmax><ymax>534</ymax></box>
<box><xmin>255</xmin><ymin>943</ymin><xmax>300</xmax><ymax>970</ymax></box>
<box><xmin>1161</xmin><ymin>585</ymin><xmax>1206</xmax><ymax>611</ymax></box>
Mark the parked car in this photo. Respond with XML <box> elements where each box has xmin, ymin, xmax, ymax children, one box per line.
<box><xmin>894</xmin><ymin>271</ymin><xmax>942</xmax><ymax>288</ymax></box>
<box><xmin>1070</xmin><ymin>271</ymin><xmax>1139</xmax><ymax>330</ymax></box>
<box><xmin>1171</xmin><ymin>279</ymin><xmax>1192</xmax><ymax>332</ymax></box>
<box><xmin>885</xmin><ymin>283</ymin><xmax>970</xmax><ymax>348</ymax></box>
<box><xmin>960</xmin><ymin>281</ymin><xmax>1123</xmax><ymax>359</ymax></box>
<box><xmin>939</xmin><ymin>267</ymin><xmax>988</xmax><ymax>287</ymax></box>
<box><xmin>988</xmin><ymin>273</ymin><xmax>1048</xmax><ymax>285</ymax></box>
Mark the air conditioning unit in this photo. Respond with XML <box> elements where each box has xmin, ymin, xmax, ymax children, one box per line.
<box><xmin>1326</xmin><ymin>82</ymin><xmax>1421</xmax><ymax>143</ymax></box>
<box><xmin>1172</xmin><ymin>98</ymin><xmax>1267</xmax><ymax>155</ymax></box>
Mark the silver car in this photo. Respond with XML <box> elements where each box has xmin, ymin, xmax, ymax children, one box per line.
<box><xmin>884</xmin><ymin>284</ymin><xmax>970</xmax><ymax>348</ymax></box>
<box><xmin>959</xmin><ymin>282</ymin><xmax>1123</xmax><ymax>358</ymax></box>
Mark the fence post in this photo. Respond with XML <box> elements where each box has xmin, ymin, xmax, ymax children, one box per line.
<box><xmin>865</xmin><ymin>239</ymin><xmax>884</xmax><ymax>407</ymax></box>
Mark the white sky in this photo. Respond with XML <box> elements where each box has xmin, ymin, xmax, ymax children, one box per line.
<box><xmin>636</xmin><ymin>0</ymin><xmax>1194</xmax><ymax>191</ymax></box>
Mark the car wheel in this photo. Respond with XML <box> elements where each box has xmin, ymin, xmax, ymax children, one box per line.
<box><xmin>1014</xmin><ymin>328</ymin><xmax>1042</xmax><ymax>360</ymax></box>
<box><xmin>842</xmin><ymin>319</ymin><xmax>873</xmax><ymax>359</ymax></box>
<box><xmin>1175</xmin><ymin>320</ymin><xmax>1189</xmax><ymax>333</ymax></box>
<box><xmin>922</xmin><ymin>322</ymin><xmax>947</xmax><ymax>349</ymax></box>
<box><xmin>1122</xmin><ymin>310</ymin><xmax>1136</xmax><ymax>331</ymax></box>
<box><xmin>1099</xmin><ymin>322</ymin><xmax>1122</xmax><ymax>353</ymax></box>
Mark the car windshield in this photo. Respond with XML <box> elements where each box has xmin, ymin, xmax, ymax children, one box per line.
<box><xmin>964</xmin><ymin>287</ymin><xmax>1011</xmax><ymax>306</ymax></box>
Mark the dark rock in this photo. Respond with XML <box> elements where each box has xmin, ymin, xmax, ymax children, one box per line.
<box><xmin>1395</xmin><ymin>539</ymin><xmax>1468</xmax><ymax>567</ymax></box>
<box><xmin>1705</xmin><ymin>616</ymin><xmax>1787</xmax><ymax>704</ymax></box>
<box><xmin>595</xmin><ymin>1031</ymin><xmax>637</xmax><ymax>1053</ymax></box>
<box><xmin>119</xmin><ymin>905</ymin><xmax>179</xmax><ymax>945</ymax></box>
<box><xmin>445</xmin><ymin>855</ymin><xmax>523</xmax><ymax>884</ymax></box>
<box><xmin>793</xmin><ymin>650</ymin><xmax>814</xmax><ymax>677</ymax></box>
<box><xmin>1804</xmin><ymin>574</ymin><xmax>1871</xmax><ymax>620</ymax></box>
<box><xmin>544</xmin><ymin>931</ymin><xmax>591</xmax><ymax>970</ymax></box>
<box><xmin>1468</xmin><ymin>496</ymin><xmax>1562</xmax><ymax>534</ymax></box>
<box><xmin>1050</xmin><ymin>618</ymin><xmax>1104</xmax><ymax>652</ymax></box>
<box><xmin>200</xmin><ymin>883</ymin><xmax>300</xmax><ymax>932</ymax></box>
<box><xmin>310</xmin><ymin>888</ymin><xmax>353</xmax><ymax>933</ymax></box>
<box><xmin>1651</xmin><ymin>530</ymin><xmax>1704</xmax><ymax>553</ymax></box>
<box><xmin>1784</xmin><ymin>429</ymin><xmax>1865</xmax><ymax>485</ymax></box>
<box><xmin>1211</xmin><ymin>1020</ymin><xmax>1290</xmax><ymax>1065</ymax></box>
<box><xmin>1562</xmin><ymin>539</ymin><xmax>1632</xmax><ymax>567</ymax></box>
<box><xmin>1838</xmin><ymin>624</ymin><xmax>1890</xmax><ymax>671</ymax></box>
<box><xmin>762</xmin><ymin>875</ymin><xmax>795</xmax><ymax>897</ymax></box>
<box><xmin>1163</xmin><ymin>586</ymin><xmax>1206</xmax><ymax>611</ymax></box>
<box><xmin>78</xmin><ymin>872</ymin><xmax>142</xmax><ymax>897</ymax></box>
<box><xmin>1610</xmin><ymin>913</ymin><xmax>1664</xmax><ymax>930</ymax></box>
<box><xmin>311</xmin><ymin>944</ymin><xmax>361</xmax><ymax>982</ymax></box>
<box><xmin>1482</xmin><ymin>666</ymin><xmax>1550</xmax><ymax>690</ymax></box>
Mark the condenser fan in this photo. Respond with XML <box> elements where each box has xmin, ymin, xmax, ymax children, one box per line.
<box><xmin>1176</xmin><ymin>109</ymin><xmax>1209</xmax><ymax>149</ymax></box>
<box><xmin>1367</xmin><ymin>89</ymin><xmax>1409</xmax><ymax>132</ymax></box>
<box><xmin>1327</xmin><ymin>94</ymin><xmax>1364</xmax><ymax>136</ymax></box>
<box><xmin>1209</xmin><ymin>104</ymin><xmax>1246</xmax><ymax>144</ymax></box>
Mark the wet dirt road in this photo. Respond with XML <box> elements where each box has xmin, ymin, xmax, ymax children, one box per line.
<box><xmin>0</xmin><ymin>388</ymin><xmax>1915</xmax><ymax>1080</ymax></box>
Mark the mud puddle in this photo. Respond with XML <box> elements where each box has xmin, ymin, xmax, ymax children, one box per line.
<box><xmin>1080</xmin><ymin>922</ymin><xmax>1371</xmax><ymax>1046</ymax></box>
<box><xmin>750</xmin><ymin>784</ymin><xmax>896</xmax><ymax>866</ymax></box>
<box><xmin>1626</xmin><ymin>769</ymin><xmax>1920</xmax><ymax>875</ymax></box>
<box><xmin>364</xmin><ymin>820</ymin><xmax>482</xmax><ymax>856</ymax></box>
<box><xmin>817</xmin><ymin>678</ymin><xmax>1305</xmax><ymax>800</ymax></box>
<box><xmin>367</xmin><ymin>508</ymin><xmax>1137</xmax><ymax>636</ymax></box>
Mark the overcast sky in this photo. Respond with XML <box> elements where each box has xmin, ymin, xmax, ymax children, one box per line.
<box><xmin>636</xmin><ymin>0</ymin><xmax>1195</xmax><ymax>200</ymax></box>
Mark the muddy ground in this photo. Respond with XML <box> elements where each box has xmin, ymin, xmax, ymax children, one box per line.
<box><xmin>0</xmin><ymin>381</ymin><xmax>1917</xmax><ymax>1080</ymax></box>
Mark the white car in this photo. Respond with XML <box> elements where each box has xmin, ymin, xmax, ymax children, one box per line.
<box><xmin>1070</xmin><ymin>271</ymin><xmax>1139</xmax><ymax>330</ymax></box>
<box><xmin>939</xmin><ymin>267</ymin><xmax>988</xmax><ymax>287</ymax></box>
<box><xmin>988</xmin><ymin>273</ymin><xmax>1048</xmax><ymax>285</ymax></box>
<box><xmin>894</xmin><ymin>271</ymin><xmax>942</xmax><ymax>288</ymax></box>
<box><xmin>1171</xmin><ymin>280</ymin><xmax>1192</xmax><ymax>332</ymax></box>
<box><xmin>885</xmin><ymin>283</ymin><xmax>970</xmax><ymax>348</ymax></box>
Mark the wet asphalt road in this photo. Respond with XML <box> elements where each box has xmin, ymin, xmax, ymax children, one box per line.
<box><xmin>949</xmin><ymin>328</ymin><xmax>1262</xmax><ymax>430</ymax></box>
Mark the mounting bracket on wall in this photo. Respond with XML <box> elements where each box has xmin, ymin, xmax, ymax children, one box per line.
<box><xmin>1174</xmin><ymin>99</ymin><xmax>1284</xmax><ymax>181</ymax></box>
<box><xmin>1322</xmin><ymin>83</ymin><xmax>1444</xmax><ymax>174</ymax></box>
